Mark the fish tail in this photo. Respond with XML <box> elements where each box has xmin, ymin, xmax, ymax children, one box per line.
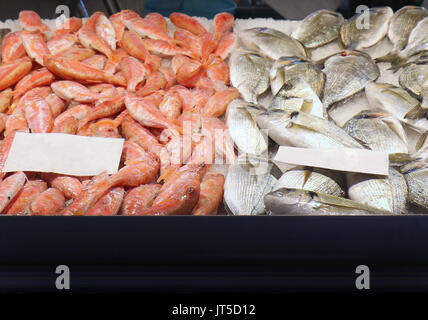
<box><xmin>404</xmin><ymin>105</ymin><xmax>425</xmax><ymax>119</ymax></box>
<box><xmin>421</xmin><ymin>94</ymin><xmax>428</xmax><ymax>111</ymax></box>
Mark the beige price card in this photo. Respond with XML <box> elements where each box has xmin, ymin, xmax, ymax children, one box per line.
<box><xmin>3</xmin><ymin>132</ymin><xmax>124</xmax><ymax>176</ymax></box>
<box><xmin>274</xmin><ymin>146</ymin><xmax>389</xmax><ymax>175</ymax></box>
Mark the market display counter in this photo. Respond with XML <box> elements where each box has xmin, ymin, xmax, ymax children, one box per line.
<box><xmin>2</xmin><ymin>215</ymin><xmax>428</xmax><ymax>292</ymax></box>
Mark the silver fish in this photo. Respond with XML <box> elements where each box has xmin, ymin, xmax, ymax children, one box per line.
<box><xmin>399</xmin><ymin>62</ymin><xmax>428</xmax><ymax>110</ymax></box>
<box><xmin>257</xmin><ymin>109</ymin><xmax>364</xmax><ymax>149</ymax></box>
<box><xmin>230</xmin><ymin>51</ymin><xmax>270</xmax><ymax>104</ymax></box>
<box><xmin>0</xmin><ymin>29</ymin><xmax>10</xmax><ymax>41</ymax></box>
<box><xmin>270</xmin><ymin>56</ymin><xmax>325</xmax><ymax>97</ymax></box>
<box><xmin>339</xmin><ymin>7</ymin><xmax>393</xmax><ymax>50</ymax></box>
<box><xmin>389</xmin><ymin>6</ymin><xmax>428</xmax><ymax>51</ymax></box>
<box><xmin>322</xmin><ymin>50</ymin><xmax>379</xmax><ymax>108</ymax></box>
<box><xmin>273</xmin><ymin>169</ymin><xmax>345</xmax><ymax>197</ymax></box>
<box><xmin>224</xmin><ymin>158</ymin><xmax>277</xmax><ymax>215</ymax></box>
<box><xmin>264</xmin><ymin>188</ymin><xmax>391</xmax><ymax>215</ymax></box>
<box><xmin>347</xmin><ymin>168</ymin><xmax>408</xmax><ymax>214</ymax></box>
<box><xmin>239</xmin><ymin>27</ymin><xmax>308</xmax><ymax>60</ymax></box>
<box><xmin>365</xmin><ymin>82</ymin><xmax>424</xmax><ymax>122</ymax></box>
<box><xmin>376</xmin><ymin>6</ymin><xmax>428</xmax><ymax>63</ymax></box>
<box><xmin>270</xmin><ymin>77</ymin><xmax>326</xmax><ymax>119</ymax></box>
<box><xmin>343</xmin><ymin>110</ymin><xmax>409</xmax><ymax>154</ymax></box>
<box><xmin>292</xmin><ymin>10</ymin><xmax>344</xmax><ymax>49</ymax></box>
<box><xmin>226</xmin><ymin>100</ymin><xmax>268</xmax><ymax>156</ymax></box>
<box><xmin>401</xmin><ymin>161</ymin><xmax>428</xmax><ymax>211</ymax></box>
<box><xmin>414</xmin><ymin>130</ymin><xmax>428</xmax><ymax>160</ymax></box>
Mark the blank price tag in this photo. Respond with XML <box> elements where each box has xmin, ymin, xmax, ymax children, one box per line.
<box><xmin>3</xmin><ymin>132</ymin><xmax>124</xmax><ymax>176</ymax></box>
<box><xmin>274</xmin><ymin>146</ymin><xmax>389</xmax><ymax>175</ymax></box>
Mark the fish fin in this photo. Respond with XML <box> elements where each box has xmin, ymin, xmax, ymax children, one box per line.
<box><xmin>416</xmin><ymin>131</ymin><xmax>427</xmax><ymax>152</ymax></box>
<box><xmin>302</xmin><ymin>170</ymin><xmax>311</xmax><ymax>187</ymax></box>
<box><xmin>300</xmin><ymin>99</ymin><xmax>314</xmax><ymax>114</ymax></box>
<box><xmin>389</xmin><ymin>153</ymin><xmax>414</xmax><ymax>166</ymax></box>
<box><xmin>303</xmin><ymin>46</ymin><xmax>311</xmax><ymax>59</ymax></box>
<box><xmin>315</xmin><ymin>191</ymin><xmax>388</xmax><ymax>212</ymax></box>
<box><xmin>171</xmin><ymin>118</ymin><xmax>182</xmax><ymax>127</ymax></box>
<box><xmin>381</xmin><ymin>116</ymin><xmax>408</xmax><ymax>145</ymax></box>
<box><xmin>157</xmin><ymin>166</ymin><xmax>176</xmax><ymax>183</ymax></box>
<box><xmin>422</xmin><ymin>93</ymin><xmax>428</xmax><ymax>111</ymax></box>
<box><xmin>399</xmin><ymin>160</ymin><xmax>427</xmax><ymax>174</ymax></box>
<box><xmin>404</xmin><ymin>104</ymin><xmax>425</xmax><ymax>119</ymax></box>
<box><xmin>351</xmin><ymin>136</ymin><xmax>372</xmax><ymax>150</ymax></box>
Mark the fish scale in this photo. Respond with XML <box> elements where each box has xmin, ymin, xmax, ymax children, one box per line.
<box><xmin>344</xmin><ymin>111</ymin><xmax>409</xmax><ymax>154</ymax></box>
<box><xmin>401</xmin><ymin>162</ymin><xmax>428</xmax><ymax>211</ymax></box>
<box><xmin>322</xmin><ymin>51</ymin><xmax>379</xmax><ymax>108</ymax></box>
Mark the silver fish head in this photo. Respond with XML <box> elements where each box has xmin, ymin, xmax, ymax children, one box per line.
<box><xmin>264</xmin><ymin>188</ymin><xmax>314</xmax><ymax>215</ymax></box>
<box><xmin>401</xmin><ymin>161</ymin><xmax>428</xmax><ymax>210</ymax></box>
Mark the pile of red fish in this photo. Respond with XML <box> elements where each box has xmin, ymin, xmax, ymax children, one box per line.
<box><xmin>0</xmin><ymin>10</ymin><xmax>240</xmax><ymax>215</ymax></box>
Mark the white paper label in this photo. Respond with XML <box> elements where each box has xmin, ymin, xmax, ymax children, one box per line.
<box><xmin>3</xmin><ymin>132</ymin><xmax>124</xmax><ymax>176</ymax></box>
<box><xmin>274</xmin><ymin>146</ymin><xmax>389</xmax><ymax>175</ymax></box>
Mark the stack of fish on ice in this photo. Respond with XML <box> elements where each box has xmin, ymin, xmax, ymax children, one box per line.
<box><xmin>224</xmin><ymin>7</ymin><xmax>428</xmax><ymax>215</ymax></box>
